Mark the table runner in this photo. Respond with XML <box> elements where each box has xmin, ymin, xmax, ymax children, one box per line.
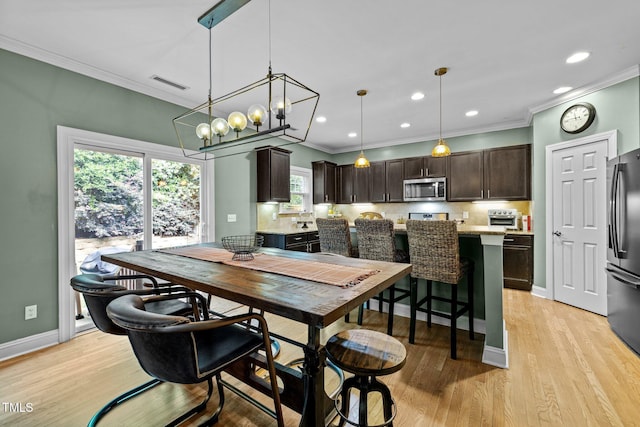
<box><xmin>157</xmin><ymin>246</ymin><xmax>378</xmax><ymax>288</ymax></box>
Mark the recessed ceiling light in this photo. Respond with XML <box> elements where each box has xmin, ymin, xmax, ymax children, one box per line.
<box><xmin>411</xmin><ymin>92</ymin><xmax>425</xmax><ymax>101</ymax></box>
<box><xmin>566</xmin><ymin>51</ymin><xmax>590</xmax><ymax>64</ymax></box>
<box><xmin>553</xmin><ymin>86</ymin><xmax>573</xmax><ymax>94</ymax></box>
<box><xmin>465</xmin><ymin>110</ymin><xmax>478</xmax><ymax>117</ymax></box>
<box><xmin>316</xmin><ymin>116</ymin><xmax>327</xmax><ymax>123</ymax></box>
<box><xmin>400</xmin><ymin>122</ymin><xmax>411</xmax><ymax>128</ymax></box>
<box><xmin>348</xmin><ymin>132</ymin><xmax>357</xmax><ymax>138</ymax></box>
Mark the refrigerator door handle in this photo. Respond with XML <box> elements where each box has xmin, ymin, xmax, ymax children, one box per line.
<box><xmin>606</xmin><ymin>267</ymin><xmax>640</xmax><ymax>289</ymax></box>
<box><xmin>610</xmin><ymin>163</ymin><xmax>626</xmax><ymax>258</ymax></box>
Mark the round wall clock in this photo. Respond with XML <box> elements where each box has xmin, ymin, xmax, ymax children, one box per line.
<box><xmin>560</xmin><ymin>102</ymin><xmax>596</xmax><ymax>134</ymax></box>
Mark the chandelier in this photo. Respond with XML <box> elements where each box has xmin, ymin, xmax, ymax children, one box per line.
<box><xmin>173</xmin><ymin>0</ymin><xmax>319</xmax><ymax>160</ymax></box>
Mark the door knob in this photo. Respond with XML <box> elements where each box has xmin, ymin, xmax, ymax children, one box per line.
<box><xmin>553</xmin><ymin>231</ymin><xmax>562</xmax><ymax>236</ymax></box>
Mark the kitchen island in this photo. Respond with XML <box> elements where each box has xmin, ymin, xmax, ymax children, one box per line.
<box><xmin>258</xmin><ymin>223</ymin><xmax>509</xmax><ymax>368</ymax></box>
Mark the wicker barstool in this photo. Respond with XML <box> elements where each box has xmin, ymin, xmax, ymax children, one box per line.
<box><xmin>405</xmin><ymin>219</ymin><xmax>474</xmax><ymax>359</ymax></box>
<box><xmin>354</xmin><ymin>218</ymin><xmax>410</xmax><ymax>335</ymax></box>
<box><xmin>316</xmin><ymin>218</ymin><xmax>358</xmax><ymax>257</ymax></box>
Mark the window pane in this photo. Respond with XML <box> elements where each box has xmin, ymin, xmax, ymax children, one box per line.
<box><xmin>152</xmin><ymin>159</ymin><xmax>201</xmax><ymax>249</ymax></box>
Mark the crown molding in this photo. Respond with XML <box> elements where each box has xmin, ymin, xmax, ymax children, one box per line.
<box><xmin>0</xmin><ymin>35</ymin><xmax>197</xmax><ymax>111</ymax></box>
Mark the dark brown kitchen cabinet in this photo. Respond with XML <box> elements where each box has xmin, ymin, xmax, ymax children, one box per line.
<box><xmin>338</xmin><ymin>164</ymin><xmax>369</xmax><ymax>203</ymax></box>
<box><xmin>257</xmin><ymin>146</ymin><xmax>291</xmax><ymax>202</ymax></box>
<box><xmin>503</xmin><ymin>234</ymin><xmax>533</xmax><ymax>290</ymax></box>
<box><xmin>484</xmin><ymin>144</ymin><xmax>531</xmax><ymax>200</ymax></box>
<box><xmin>369</xmin><ymin>159</ymin><xmax>404</xmax><ymax>203</ymax></box>
<box><xmin>312</xmin><ymin>161</ymin><xmax>337</xmax><ymax>204</ymax></box>
<box><xmin>447</xmin><ymin>151</ymin><xmax>484</xmax><ymax>201</ymax></box>
<box><xmin>403</xmin><ymin>155</ymin><xmax>447</xmax><ymax>179</ymax></box>
<box><xmin>258</xmin><ymin>231</ymin><xmax>320</xmax><ymax>253</ymax></box>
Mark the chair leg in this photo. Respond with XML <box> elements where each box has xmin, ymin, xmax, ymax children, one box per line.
<box><xmin>166</xmin><ymin>376</ymin><xmax>217</xmax><ymax>427</ymax></box>
<box><xmin>451</xmin><ymin>284</ymin><xmax>458</xmax><ymax>360</ymax></box>
<box><xmin>409</xmin><ymin>278</ymin><xmax>418</xmax><ymax>344</ymax></box>
<box><xmin>378</xmin><ymin>291</ymin><xmax>384</xmax><ymax>312</ymax></box>
<box><xmin>426</xmin><ymin>280</ymin><xmax>433</xmax><ymax>328</ymax></box>
<box><xmin>468</xmin><ymin>269</ymin><xmax>475</xmax><ymax>340</ymax></box>
<box><xmin>357</xmin><ymin>304</ymin><xmax>364</xmax><ymax>325</ymax></box>
<box><xmin>88</xmin><ymin>379</ymin><xmax>162</xmax><ymax>427</ymax></box>
<box><xmin>387</xmin><ymin>285</ymin><xmax>395</xmax><ymax>335</ymax></box>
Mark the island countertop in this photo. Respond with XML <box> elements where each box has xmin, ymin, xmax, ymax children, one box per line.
<box><xmin>256</xmin><ymin>223</ymin><xmax>532</xmax><ymax>236</ymax></box>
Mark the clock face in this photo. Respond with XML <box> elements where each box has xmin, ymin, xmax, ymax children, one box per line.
<box><xmin>560</xmin><ymin>102</ymin><xmax>596</xmax><ymax>134</ymax></box>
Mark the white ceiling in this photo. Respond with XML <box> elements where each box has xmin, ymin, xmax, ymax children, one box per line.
<box><xmin>2</xmin><ymin>0</ymin><xmax>640</xmax><ymax>153</ymax></box>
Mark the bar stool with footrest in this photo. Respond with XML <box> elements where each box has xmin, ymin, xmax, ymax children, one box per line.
<box><xmin>325</xmin><ymin>329</ymin><xmax>406</xmax><ymax>426</ymax></box>
<box><xmin>405</xmin><ymin>219</ymin><xmax>475</xmax><ymax>359</ymax></box>
<box><xmin>354</xmin><ymin>218</ymin><xmax>410</xmax><ymax>335</ymax></box>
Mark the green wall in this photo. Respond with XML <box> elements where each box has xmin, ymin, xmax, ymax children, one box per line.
<box><xmin>2</xmin><ymin>45</ymin><xmax>638</xmax><ymax>347</ymax></box>
<box><xmin>331</xmin><ymin>126</ymin><xmax>531</xmax><ymax>165</ymax></box>
<box><xmin>530</xmin><ymin>78</ymin><xmax>640</xmax><ymax>289</ymax></box>
<box><xmin>0</xmin><ymin>48</ymin><xmax>332</xmax><ymax>345</ymax></box>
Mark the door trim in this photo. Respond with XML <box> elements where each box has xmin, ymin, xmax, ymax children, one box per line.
<box><xmin>544</xmin><ymin>130</ymin><xmax>617</xmax><ymax>304</ymax></box>
<box><xmin>56</xmin><ymin>126</ymin><xmax>213</xmax><ymax>343</ymax></box>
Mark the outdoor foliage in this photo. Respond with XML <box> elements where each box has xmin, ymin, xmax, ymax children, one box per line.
<box><xmin>74</xmin><ymin>150</ymin><xmax>200</xmax><ymax>238</ymax></box>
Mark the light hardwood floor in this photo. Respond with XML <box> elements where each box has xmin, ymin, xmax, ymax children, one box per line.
<box><xmin>1</xmin><ymin>289</ymin><xmax>640</xmax><ymax>426</ymax></box>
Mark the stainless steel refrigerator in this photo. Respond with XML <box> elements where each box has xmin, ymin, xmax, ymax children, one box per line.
<box><xmin>607</xmin><ymin>147</ymin><xmax>640</xmax><ymax>355</ymax></box>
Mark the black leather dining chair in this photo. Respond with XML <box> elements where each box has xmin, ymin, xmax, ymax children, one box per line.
<box><xmin>70</xmin><ymin>273</ymin><xmax>200</xmax><ymax>426</ymax></box>
<box><xmin>107</xmin><ymin>293</ymin><xmax>285</xmax><ymax>426</ymax></box>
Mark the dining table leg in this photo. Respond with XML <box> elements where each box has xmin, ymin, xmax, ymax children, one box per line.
<box><xmin>299</xmin><ymin>326</ymin><xmax>328</xmax><ymax>427</ymax></box>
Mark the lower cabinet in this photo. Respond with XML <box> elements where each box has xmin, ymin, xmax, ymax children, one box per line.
<box><xmin>258</xmin><ymin>231</ymin><xmax>320</xmax><ymax>253</ymax></box>
<box><xmin>503</xmin><ymin>234</ymin><xmax>533</xmax><ymax>290</ymax></box>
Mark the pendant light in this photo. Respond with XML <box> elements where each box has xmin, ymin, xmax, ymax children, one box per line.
<box><xmin>432</xmin><ymin>67</ymin><xmax>451</xmax><ymax>157</ymax></box>
<box><xmin>354</xmin><ymin>89</ymin><xmax>371</xmax><ymax>168</ymax></box>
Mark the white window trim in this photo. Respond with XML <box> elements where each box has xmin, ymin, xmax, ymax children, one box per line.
<box><xmin>56</xmin><ymin>126</ymin><xmax>214</xmax><ymax>343</ymax></box>
<box><xmin>280</xmin><ymin>165</ymin><xmax>312</xmax><ymax>214</ymax></box>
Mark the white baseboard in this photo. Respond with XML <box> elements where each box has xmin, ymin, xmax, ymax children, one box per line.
<box><xmin>531</xmin><ymin>285</ymin><xmax>549</xmax><ymax>299</ymax></box>
<box><xmin>0</xmin><ymin>330</ymin><xmax>59</xmax><ymax>362</ymax></box>
<box><xmin>482</xmin><ymin>324</ymin><xmax>509</xmax><ymax>368</ymax></box>
<box><xmin>368</xmin><ymin>299</ymin><xmax>486</xmax><ymax>335</ymax></box>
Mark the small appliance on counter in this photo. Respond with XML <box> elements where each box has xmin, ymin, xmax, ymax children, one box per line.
<box><xmin>607</xmin><ymin>147</ymin><xmax>640</xmax><ymax>356</ymax></box>
<box><xmin>408</xmin><ymin>212</ymin><xmax>449</xmax><ymax>220</ymax></box>
<box><xmin>487</xmin><ymin>208</ymin><xmax>521</xmax><ymax>229</ymax></box>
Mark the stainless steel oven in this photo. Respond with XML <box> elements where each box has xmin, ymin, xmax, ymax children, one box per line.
<box><xmin>488</xmin><ymin>208</ymin><xmax>521</xmax><ymax>229</ymax></box>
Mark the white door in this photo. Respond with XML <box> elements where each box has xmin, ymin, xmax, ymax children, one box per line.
<box><xmin>550</xmin><ymin>138</ymin><xmax>609</xmax><ymax>315</ymax></box>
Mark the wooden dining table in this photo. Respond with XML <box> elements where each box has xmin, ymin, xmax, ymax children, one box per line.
<box><xmin>102</xmin><ymin>242</ymin><xmax>412</xmax><ymax>427</ymax></box>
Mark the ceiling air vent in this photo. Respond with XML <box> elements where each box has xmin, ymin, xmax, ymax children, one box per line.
<box><xmin>150</xmin><ymin>75</ymin><xmax>189</xmax><ymax>91</ymax></box>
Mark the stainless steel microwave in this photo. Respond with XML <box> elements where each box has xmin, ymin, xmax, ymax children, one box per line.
<box><xmin>403</xmin><ymin>177</ymin><xmax>447</xmax><ymax>201</ymax></box>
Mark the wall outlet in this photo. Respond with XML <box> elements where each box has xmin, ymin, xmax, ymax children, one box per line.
<box><xmin>227</xmin><ymin>214</ymin><xmax>237</xmax><ymax>223</ymax></box>
<box><xmin>272</xmin><ymin>212</ymin><xmax>277</xmax><ymax>221</ymax></box>
<box><xmin>25</xmin><ymin>305</ymin><xmax>37</xmax><ymax>320</ymax></box>
<box><xmin>462</xmin><ymin>211</ymin><xmax>469</xmax><ymax>219</ymax></box>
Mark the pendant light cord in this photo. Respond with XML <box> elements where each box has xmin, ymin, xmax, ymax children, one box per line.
<box><xmin>439</xmin><ymin>73</ymin><xmax>442</xmax><ymax>141</ymax></box>
<box><xmin>360</xmin><ymin>95</ymin><xmax>364</xmax><ymax>152</ymax></box>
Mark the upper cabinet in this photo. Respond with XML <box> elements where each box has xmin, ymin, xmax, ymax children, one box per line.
<box><xmin>369</xmin><ymin>159</ymin><xmax>404</xmax><ymax>203</ymax></box>
<box><xmin>447</xmin><ymin>151</ymin><xmax>484</xmax><ymax>201</ymax></box>
<box><xmin>484</xmin><ymin>144</ymin><xmax>531</xmax><ymax>200</ymax></box>
<box><xmin>447</xmin><ymin>144</ymin><xmax>531</xmax><ymax>202</ymax></box>
<box><xmin>403</xmin><ymin>155</ymin><xmax>447</xmax><ymax>179</ymax></box>
<box><xmin>338</xmin><ymin>164</ymin><xmax>370</xmax><ymax>203</ymax></box>
<box><xmin>257</xmin><ymin>146</ymin><xmax>291</xmax><ymax>202</ymax></box>
<box><xmin>312</xmin><ymin>161</ymin><xmax>337</xmax><ymax>204</ymax></box>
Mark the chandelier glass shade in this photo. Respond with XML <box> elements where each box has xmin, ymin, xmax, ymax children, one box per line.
<box><xmin>173</xmin><ymin>0</ymin><xmax>319</xmax><ymax>160</ymax></box>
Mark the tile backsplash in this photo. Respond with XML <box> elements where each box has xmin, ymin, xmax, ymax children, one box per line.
<box><xmin>257</xmin><ymin>201</ymin><xmax>532</xmax><ymax>231</ymax></box>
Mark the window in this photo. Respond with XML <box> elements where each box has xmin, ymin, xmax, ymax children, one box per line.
<box><xmin>279</xmin><ymin>166</ymin><xmax>312</xmax><ymax>213</ymax></box>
